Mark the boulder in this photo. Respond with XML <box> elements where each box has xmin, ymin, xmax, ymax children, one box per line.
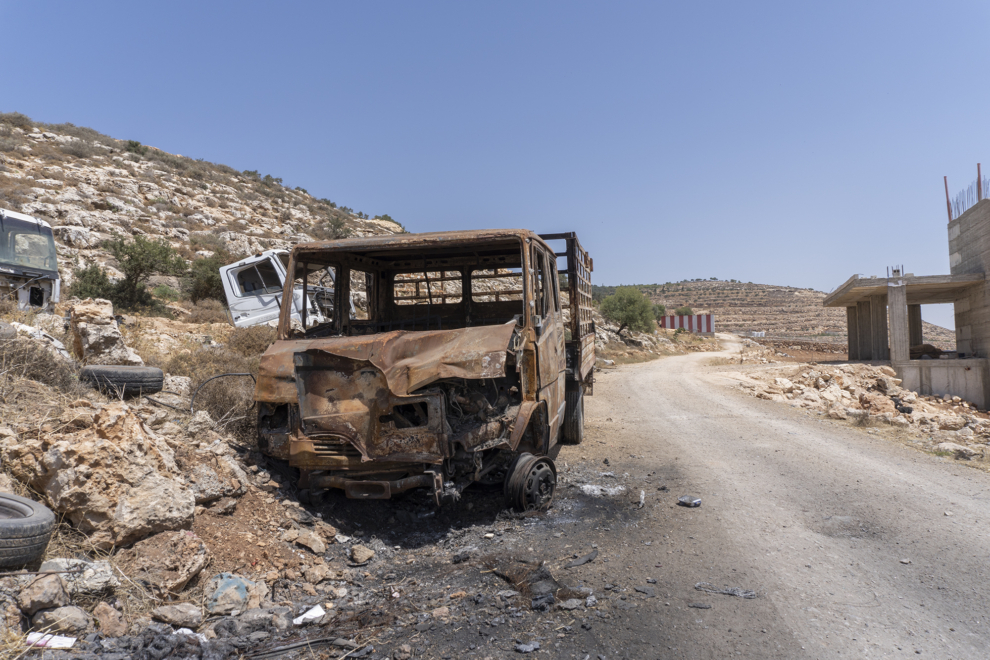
<box><xmin>18</xmin><ymin>575</ymin><xmax>69</xmax><ymax>616</ymax></box>
<box><xmin>773</xmin><ymin>378</ymin><xmax>795</xmax><ymax>393</ymax></box>
<box><xmin>32</xmin><ymin>605</ymin><xmax>91</xmax><ymax>634</ymax></box>
<box><xmin>40</xmin><ymin>558</ymin><xmax>119</xmax><ymax>596</ymax></box>
<box><xmin>152</xmin><ymin>602</ymin><xmax>203</xmax><ymax>628</ymax></box>
<box><xmin>859</xmin><ymin>392</ymin><xmax>896</xmax><ymax>414</ymax></box>
<box><xmin>116</xmin><ymin>531</ymin><xmax>210</xmax><ymax>596</ymax></box>
<box><xmin>937</xmin><ymin>415</ymin><xmax>967</xmax><ymax>431</ymax></box>
<box><xmin>205</xmin><ymin>573</ymin><xmax>269</xmax><ymax>615</ymax></box>
<box><xmin>92</xmin><ymin>602</ymin><xmax>127</xmax><ymax>637</ymax></box>
<box><xmin>0</xmin><ymin>402</ymin><xmax>194</xmax><ymax>548</ymax></box>
<box><xmin>936</xmin><ymin>442</ymin><xmax>979</xmax><ymax>459</ymax></box>
<box><xmin>187</xmin><ymin>411</ymin><xmax>214</xmax><ymax>435</ymax></box>
<box><xmin>69</xmin><ymin>298</ymin><xmax>143</xmax><ymax>365</ymax></box>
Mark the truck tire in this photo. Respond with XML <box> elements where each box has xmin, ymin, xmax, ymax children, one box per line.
<box><xmin>79</xmin><ymin>365</ymin><xmax>164</xmax><ymax>396</ymax></box>
<box><xmin>0</xmin><ymin>493</ymin><xmax>56</xmax><ymax>567</ymax></box>
<box><xmin>561</xmin><ymin>384</ymin><xmax>584</xmax><ymax>445</ymax></box>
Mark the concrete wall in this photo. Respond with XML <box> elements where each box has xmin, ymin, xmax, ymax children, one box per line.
<box><xmin>948</xmin><ymin>199</ymin><xmax>990</xmax><ymax>357</ymax></box>
<box><xmin>895</xmin><ymin>359</ymin><xmax>990</xmax><ymax>409</ymax></box>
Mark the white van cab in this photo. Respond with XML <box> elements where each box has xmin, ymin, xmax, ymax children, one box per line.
<box><xmin>220</xmin><ymin>249</ymin><xmax>346</xmax><ymax>328</ymax></box>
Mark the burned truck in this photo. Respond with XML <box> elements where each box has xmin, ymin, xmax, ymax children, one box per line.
<box><xmin>254</xmin><ymin>229</ymin><xmax>595</xmax><ymax>511</ymax></box>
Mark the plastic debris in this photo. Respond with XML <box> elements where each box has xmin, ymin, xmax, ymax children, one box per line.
<box><xmin>26</xmin><ymin>633</ymin><xmax>76</xmax><ymax>649</ymax></box>
<box><xmin>293</xmin><ymin>604</ymin><xmax>326</xmax><ymax>625</ymax></box>
<box><xmin>694</xmin><ymin>582</ymin><xmax>757</xmax><ymax>599</ymax></box>
<box><xmin>515</xmin><ymin>641</ymin><xmax>541</xmax><ymax>653</ymax></box>
<box><xmin>678</xmin><ymin>495</ymin><xmax>701</xmax><ymax>507</ymax></box>
<box><xmin>639</xmin><ymin>490</ymin><xmax>645</xmax><ymax>508</ymax></box>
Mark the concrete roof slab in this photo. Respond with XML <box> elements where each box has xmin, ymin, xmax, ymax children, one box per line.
<box><xmin>823</xmin><ymin>273</ymin><xmax>985</xmax><ymax>307</ymax></box>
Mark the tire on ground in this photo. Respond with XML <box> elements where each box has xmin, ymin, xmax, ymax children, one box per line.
<box><xmin>0</xmin><ymin>492</ymin><xmax>56</xmax><ymax>567</ymax></box>
<box><xmin>79</xmin><ymin>365</ymin><xmax>164</xmax><ymax>396</ymax></box>
<box><xmin>561</xmin><ymin>383</ymin><xmax>584</xmax><ymax>445</ymax></box>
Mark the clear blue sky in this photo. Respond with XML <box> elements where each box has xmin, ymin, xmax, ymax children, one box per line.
<box><xmin>4</xmin><ymin>1</ymin><xmax>988</xmax><ymax>328</ymax></box>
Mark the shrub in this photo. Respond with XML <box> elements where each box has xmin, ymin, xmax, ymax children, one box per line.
<box><xmin>183</xmin><ymin>251</ymin><xmax>233</xmax><ymax>303</ymax></box>
<box><xmin>68</xmin><ymin>265</ymin><xmax>116</xmax><ymax>301</ymax></box>
<box><xmin>0</xmin><ymin>338</ymin><xmax>82</xmax><ymax>397</ymax></box>
<box><xmin>163</xmin><ymin>347</ymin><xmax>257</xmax><ymax>440</ymax></box>
<box><xmin>600</xmin><ymin>287</ymin><xmax>654</xmax><ymax>337</ymax></box>
<box><xmin>0</xmin><ymin>112</ymin><xmax>32</xmax><ymax>129</ymax></box>
<box><xmin>674</xmin><ymin>306</ymin><xmax>694</xmax><ymax>315</ymax></box>
<box><xmin>312</xmin><ymin>215</ymin><xmax>351</xmax><ymax>240</ymax></box>
<box><xmin>228</xmin><ymin>325</ymin><xmax>277</xmax><ymax>357</ymax></box>
<box><xmin>187</xmin><ymin>299</ymin><xmax>228</xmax><ymax>324</ymax></box>
<box><xmin>103</xmin><ymin>234</ymin><xmax>187</xmax><ymax>309</ymax></box>
<box><xmin>125</xmin><ymin>140</ymin><xmax>148</xmax><ymax>156</ymax></box>
<box><xmin>653</xmin><ymin>304</ymin><xmax>666</xmax><ymax>320</ymax></box>
<box><xmin>152</xmin><ymin>285</ymin><xmax>181</xmax><ymax>301</ymax></box>
<box><xmin>59</xmin><ymin>141</ymin><xmax>100</xmax><ymax>159</ymax></box>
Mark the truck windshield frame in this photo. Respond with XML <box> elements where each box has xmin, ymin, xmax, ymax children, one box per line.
<box><xmin>0</xmin><ymin>217</ymin><xmax>58</xmax><ymax>275</ymax></box>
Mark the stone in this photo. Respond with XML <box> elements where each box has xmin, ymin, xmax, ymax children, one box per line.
<box><xmin>205</xmin><ymin>573</ymin><xmax>269</xmax><ymax>615</ymax></box>
<box><xmin>294</xmin><ymin>529</ymin><xmax>326</xmax><ymax>555</ymax></box>
<box><xmin>303</xmin><ymin>563</ymin><xmax>330</xmax><ymax>584</ymax></box>
<box><xmin>163</xmin><ymin>374</ymin><xmax>192</xmax><ymax>397</ymax></box>
<box><xmin>152</xmin><ymin>602</ymin><xmax>203</xmax><ymax>628</ymax></box>
<box><xmin>0</xmin><ymin>402</ymin><xmax>194</xmax><ymax>549</ymax></box>
<box><xmin>558</xmin><ymin>598</ymin><xmax>583</xmax><ymax>610</ymax></box>
<box><xmin>350</xmin><ymin>545</ymin><xmax>375</xmax><ymax>564</ymax></box>
<box><xmin>32</xmin><ymin>605</ymin><xmax>91</xmax><ymax>634</ymax></box>
<box><xmin>187</xmin><ymin>411</ymin><xmax>214</xmax><ymax>435</ymax></box>
<box><xmin>938</xmin><ymin>415</ymin><xmax>967</xmax><ymax>431</ymax></box>
<box><xmin>393</xmin><ymin>644</ymin><xmax>413</xmax><ymax>660</ymax></box>
<box><xmin>936</xmin><ymin>442</ymin><xmax>979</xmax><ymax>459</ymax></box>
<box><xmin>69</xmin><ymin>298</ymin><xmax>143</xmax><ymax>365</ymax></box>
<box><xmin>92</xmin><ymin>602</ymin><xmax>127</xmax><ymax>637</ymax></box>
<box><xmin>212</xmin><ymin>497</ymin><xmax>238</xmax><ymax>515</ymax></box>
<box><xmin>773</xmin><ymin>378</ymin><xmax>795</xmax><ymax>393</ymax></box>
<box><xmin>116</xmin><ymin>531</ymin><xmax>210</xmax><ymax>595</ymax></box>
<box><xmin>40</xmin><ymin>558</ymin><xmax>119</xmax><ymax>596</ymax></box>
<box><xmin>890</xmin><ymin>415</ymin><xmax>910</xmax><ymax>428</ymax></box>
<box><xmin>0</xmin><ymin>473</ymin><xmax>14</xmax><ymax>493</ymax></box>
<box><xmin>18</xmin><ymin>575</ymin><xmax>69</xmax><ymax>615</ymax></box>
<box><xmin>859</xmin><ymin>392</ymin><xmax>897</xmax><ymax>414</ymax></box>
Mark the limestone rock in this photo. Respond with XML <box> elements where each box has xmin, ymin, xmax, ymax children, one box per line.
<box><xmin>294</xmin><ymin>529</ymin><xmax>327</xmax><ymax>555</ymax></box>
<box><xmin>937</xmin><ymin>415</ymin><xmax>967</xmax><ymax>431</ymax></box>
<box><xmin>187</xmin><ymin>410</ymin><xmax>214</xmax><ymax>435</ymax></box>
<box><xmin>69</xmin><ymin>298</ymin><xmax>143</xmax><ymax>365</ymax></box>
<box><xmin>859</xmin><ymin>392</ymin><xmax>896</xmax><ymax>414</ymax></box>
<box><xmin>0</xmin><ymin>402</ymin><xmax>194</xmax><ymax>549</ymax></box>
<box><xmin>32</xmin><ymin>605</ymin><xmax>91</xmax><ymax>634</ymax></box>
<box><xmin>936</xmin><ymin>442</ymin><xmax>978</xmax><ymax>459</ymax></box>
<box><xmin>152</xmin><ymin>602</ymin><xmax>203</xmax><ymax>628</ymax></box>
<box><xmin>18</xmin><ymin>575</ymin><xmax>69</xmax><ymax>615</ymax></box>
<box><xmin>92</xmin><ymin>602</ymin><xmax>127</xmax><ymax>637</ymax></box>
<box><xmin>116</xmin><ymin>530</ymin><xmax>210</xmax><ymax>596</ymax></box>
<box><xmin>773</xmin><ymin>378</ymin><xmax>795</xmax><ymax>393</ymax></box>
<box><xmin>350</xmin><ymin>545</ymin><xmax>375</xmax><ymax>564</ymax></box>
<box><xmin>40</xmin><ymin>558</ymin><xmax>119</xmax><ymax>596</ymax></box>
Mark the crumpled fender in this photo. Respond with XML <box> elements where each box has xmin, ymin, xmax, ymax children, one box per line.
<box><xmin>508</xmin><ymin>401</ymin><xmax>545</xmax><ymax>451</ymax></box>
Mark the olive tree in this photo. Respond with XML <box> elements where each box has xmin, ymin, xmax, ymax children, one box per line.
<box><xmin>600</xmin><ymin>287</ymin><xmax>655</xmax><ymax>337</ymax></box>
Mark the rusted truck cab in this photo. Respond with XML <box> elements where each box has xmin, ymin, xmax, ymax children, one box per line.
<box><xmin>254</xmin><ymin>229</ymin><xmax>594</xmax><ymax>510</ymax></box>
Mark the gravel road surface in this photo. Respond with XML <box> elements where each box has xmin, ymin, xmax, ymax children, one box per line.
<box><xmin>581</xmin><ymin>335</ymin><xmax>990</xmax><ymax>658</ymax></box>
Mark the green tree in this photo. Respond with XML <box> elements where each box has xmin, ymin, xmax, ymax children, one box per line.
<box><xmin>600</xmin><ymin>286</ymin><xmax>654</xmax><ymax>337</ymax></box>
<box><xmin>652</xmin><ymin>303</ymin><xmax>666</xmax><ymax>321</ymax></box>
<box><xmin>674</xmin><ymin>305</ymin><xmax>694</xmax><ymax>315</ymax></box>
<box><xmin>103</xmin><ymin>234</ymin><xmax>187</xmax><ymax>309</ymax></box>
<box><xmin>67</xmin><ymin>264</ymin><xmax>116</xmax><ymax>301</ymax></box>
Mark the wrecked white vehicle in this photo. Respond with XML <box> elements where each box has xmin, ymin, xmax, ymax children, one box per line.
<box><xmin>254</xmin><ymin>229</ymin><xmax>595</xmax><ymax>511</ymax></box>
<box><xmin>220</xmin><ymin>249</ymin><xmax>349</xmax><ymax>328</ymax></box>
<box><xmin>0</xmin><ymin>208</ymin><xmax>60</xmax><ymax>310</ymax></box>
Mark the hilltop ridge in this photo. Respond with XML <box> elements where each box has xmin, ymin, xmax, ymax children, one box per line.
<box><xmin>0</xmin><ymin>111</ymin><xmax>403</xmax><ymax>289</ymax></box>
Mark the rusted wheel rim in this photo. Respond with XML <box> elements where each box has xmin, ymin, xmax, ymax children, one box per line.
<box><xmin>506</xmin><ymin>454</ymin><xmax>556</xmax><ymax>511</ymax></box>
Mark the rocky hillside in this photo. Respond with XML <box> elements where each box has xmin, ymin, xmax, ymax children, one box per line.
<box><xmin>0</xmin><ymin>112</ymin><xmax>403</xmax><ymax>288</ymax></box>
<box><xmin>597</xmin><ymin>279</ymin><xmax>955</xmax><ymax>348</ymax></box>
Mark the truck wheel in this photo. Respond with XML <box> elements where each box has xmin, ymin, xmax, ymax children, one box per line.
<box><xmin>79</xmin><ymin>365</ymin><xmax>164</xmax><ymax>397</ymax></box>
<box><xmin>504</xmin><ymin>452</ymin><xmax>557</xmax><ymax>512</ymax></box>
<box><xmin>0</xmin><ymin>493</ymin><xmax>56</xmax><ymax>567</ymax></box>
<box><xmin>561</xmin><ymin>385</ymin><xmax>584</xmax><ymax>445</ymax></box>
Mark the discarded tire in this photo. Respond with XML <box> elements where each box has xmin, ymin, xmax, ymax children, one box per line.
<box><xmin>561</xmin><ymin>384</ymin><xmax>584</xmax><ymax>445</ymax></box>
<box><xmin>79</xmin><ymin>365</ymin><xmax>164</xmax><ymax>396</ymax></box>
<box><xmin>504</xmin><ymin>452</ymin><xmax>557</xmax><ymax>512</ymax></box>
<box><xmin>0</xmin><ymin>492</ymin><xmax>56</xmax><ymax>567</ymax></box>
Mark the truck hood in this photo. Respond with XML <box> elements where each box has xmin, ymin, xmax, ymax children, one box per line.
<box><xmin>257</xmin><ymin>321</ymin><xmax>517</xmax><ymax>402</ymax></box>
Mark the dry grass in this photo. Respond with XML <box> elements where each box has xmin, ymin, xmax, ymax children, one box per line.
<box><xmin>0</xmin><ymin>339</ymin><xmax>85</xmax><ymax>400</ymax></box>
<box><xmin>227</xmin><ymin>325</ymin><xmax>276</xmax><ymax>357</ymax></box>
<box><xmin>163</xmin><ymin>347</ymin><xmax>258</xmax><ymax>441</ymax></box>
<box><xmin>187</xmin><ymin>299</ymin><xmax>228</xmax><ymax>324</ymax></box>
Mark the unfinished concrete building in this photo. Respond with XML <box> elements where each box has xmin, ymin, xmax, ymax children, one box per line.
<box><xmin>824</xmin><ymin>195</ymin><xmax>990</xmax><ymax>408</ymax></box>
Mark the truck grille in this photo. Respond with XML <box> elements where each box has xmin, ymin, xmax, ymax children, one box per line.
<box><xmin>313</xmin><ymin>438</ymin><xmax>362</xmax><ymax>458</ymax></box>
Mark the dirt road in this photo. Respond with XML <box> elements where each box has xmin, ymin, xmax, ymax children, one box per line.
<box><xmin>578</xmin><ymin>335</ymin><xmax>990</xmax><ymax>658</ymax></box>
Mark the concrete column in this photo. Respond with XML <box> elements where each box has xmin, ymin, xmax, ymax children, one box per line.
<box><xmin>888</xmin><ymin>281</ymin><xmax>909</xmax><ymax>363</ymax></box>
<box><xmin>870</xmin><ymin>294</ymin><xmax>889</xmax><ymax>360</ymax></box>
<box><xmin>856</xmin><ymin>300</ymin><xmax>873</xmax><ymax>360</ymax></box>
<box><xmin>908</xmin><ymin>304</ymin><xmax>923</xmax><ymax>347</ymax></box>
<box><xmin>847</xmin><ymin>306</ymin><xmax>860</xmax><ymax>360</ymax></box>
